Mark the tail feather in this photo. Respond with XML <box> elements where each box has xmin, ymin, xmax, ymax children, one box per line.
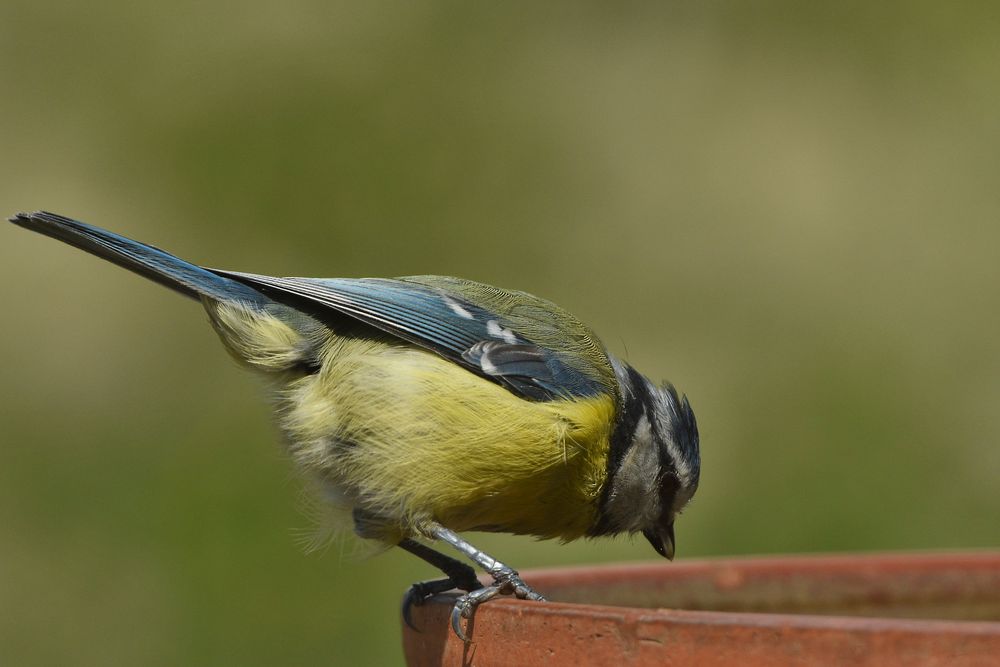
<box><xmin>9</xmin><ymin>211</ymin><xmax>268</xmax><ymax>305</ymax></box>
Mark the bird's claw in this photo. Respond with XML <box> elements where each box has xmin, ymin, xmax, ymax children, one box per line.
<box><xmin>449</xmin><ymin>570</ymin><xmax>546</xmax><ymax>641</ymax></box>
<box><xmin>402</xmin><ymin>578</ymin><xmax>464</xmax><ymax>631</ymax></box>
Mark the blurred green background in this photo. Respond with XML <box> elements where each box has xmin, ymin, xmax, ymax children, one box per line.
<box><xmin>2</xmin><ymin>2</ymin><xmax>998</xmax><ymax>664</ymax></box>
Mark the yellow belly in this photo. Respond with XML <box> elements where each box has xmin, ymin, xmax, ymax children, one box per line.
<box><xmin>204</xmin><ymin>301</ymin><xmax>615</xmax><ymax>543</ymax></box>
<box><xmin>279</xmin><ymin>336</ymin><xmax>614</xmax><ymax>542</ymax></box>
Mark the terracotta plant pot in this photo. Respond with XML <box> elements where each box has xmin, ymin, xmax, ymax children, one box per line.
<box><xmin>401</xmin><ymin>551</ymin><xmax>1000</xmax><ymax>666</ymax></box>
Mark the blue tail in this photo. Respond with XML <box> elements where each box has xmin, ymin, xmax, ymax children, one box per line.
<box><xmin>9</xmin><ymin>211</ymin><xmax>268</xmax><ymax>305</ymax></box>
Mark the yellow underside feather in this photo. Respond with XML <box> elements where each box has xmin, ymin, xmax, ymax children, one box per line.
<box><xmin>206</xmin><ymin>302</ymin><xmax>614</xmax><ymax>544</ymax></box>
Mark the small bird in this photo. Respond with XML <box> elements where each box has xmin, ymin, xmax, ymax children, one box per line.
<box><xmin>9</xmin><ymin>211</ymin><xmax>700</xmax><ymax>639</ymax></box>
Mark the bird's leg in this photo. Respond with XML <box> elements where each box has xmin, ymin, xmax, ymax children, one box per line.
<box><xmin>427</xmin><ymin>523</ymin><xmax>547</xmax><ymax>641</ymax></box>
<box><xmin>397</xmin><ymin>538</ymin><xmax>481</xmax><ymax>630</ymax></box>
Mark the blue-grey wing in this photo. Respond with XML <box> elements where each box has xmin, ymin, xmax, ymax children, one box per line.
<box><xmin>211</xmin><ymin>271</ymin><xmax>604</xmax><ymax>401</ymax></box>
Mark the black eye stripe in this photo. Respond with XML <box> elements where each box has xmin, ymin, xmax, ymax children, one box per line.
<box><xmin>657</xmin><ymin>469</ymin><xmax>680</xmax><ymax>509</ymax></box>
<box><xmin>650</xmin><ymin>403</ymin><xmax>680</xmax><ymax>513</ymax></box>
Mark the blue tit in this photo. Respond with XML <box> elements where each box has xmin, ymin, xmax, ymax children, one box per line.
<box><xmin>9</xmin><ymin>211</ymin><xmax>700</xmax><ymax>639</ymax></box>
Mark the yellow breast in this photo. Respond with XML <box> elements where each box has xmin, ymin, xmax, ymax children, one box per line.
<box><xmin>205</xmin><ymin>301</ymin><xmax>615</xmax><ymax>543</ymax></box>
<box><xmin>282</xmin><ymin>336</ymin><xmax>614</xmax><ymax>541</ymax></box>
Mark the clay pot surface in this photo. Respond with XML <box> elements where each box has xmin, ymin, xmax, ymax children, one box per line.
<box><xmin>402</xmin><ymin>551</ymin><xmax>1000</xmax><ymax>666</ymax></box>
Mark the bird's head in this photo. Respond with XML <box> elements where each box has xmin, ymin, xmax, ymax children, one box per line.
<box><xmin>594</xmin><ymin>363</ymin><xmax>700</xmax><ymax>560</ymax></box>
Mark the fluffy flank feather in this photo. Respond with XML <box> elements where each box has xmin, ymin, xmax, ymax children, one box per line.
<box><xmin>205</xmin><ymin>301</ymin><xmax>310</xmax><ymax>372</ymax></box>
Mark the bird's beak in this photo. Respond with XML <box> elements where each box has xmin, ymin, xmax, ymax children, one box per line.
<box><xmin>642</xmin><ymin>523</ymin><xmax>676</xmax><ymax>561</ymax></box>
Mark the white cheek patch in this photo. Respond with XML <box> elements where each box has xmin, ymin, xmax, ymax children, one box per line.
<box><xmin>605</xmin><ymin>414</ymin><xmax>662</xmax><ymax>533</ymax></box>
<box><xmin>486</xmin><ymin>319</ymin><xmax>519</xmax><ymax>344</ymax></box>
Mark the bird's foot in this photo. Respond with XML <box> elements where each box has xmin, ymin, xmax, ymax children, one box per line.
<box><xmin>450</xmin><ymin>567</ymin><xmax>546</xmax><ymax>641</ymax></box>
<box><xmin>402</xmin><ymin>578</ymin><xmax>467</xmax><ymax>630</ymax></box>
<box><xmin>398</xmin><ymin>537</ymin><xmax>482</xmax><ymax>631</ymax></box>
